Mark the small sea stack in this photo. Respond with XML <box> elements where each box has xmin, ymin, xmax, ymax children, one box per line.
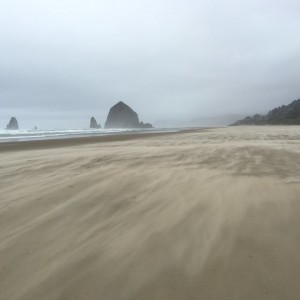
<box><xmin>90</xmin><ymin>117</ymin><xmax>101</xmax><ymax>129</ymax></box>
<box><xmin>105</xmin><ymin>101</ymin><xmax>153</xmax><ymax>129</ymax></box>
<box><xmin>6</xmin><ymin>117</ymin><xmax>19</xmax><ymax>130</ymax></box>
<box><xmin>140</xmin><ymin>121</ymin><xmax>153</xmax><ymax>129</ymax></box>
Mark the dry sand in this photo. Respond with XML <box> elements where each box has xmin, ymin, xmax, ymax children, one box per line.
<box><xmin>0</xmin><ymin>126</ymin><xmax>300</xmax><ymax>300</ymax></box>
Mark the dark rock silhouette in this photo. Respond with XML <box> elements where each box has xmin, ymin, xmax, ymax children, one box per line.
<box><xmin>6</xmin><ymin>117</ymin><xmax>19</xmax><ymax>130</ymax></box>
<box><xmin>105</xmin><ymin>102</ymin><xmax>139</xmax><ymax>128</ymax></box>
<box><xmin>140</xmin><ymin>121</ymin><xmax>153</xmax><ymax>128</ymax></box>
<box><xmin>90</xmin><ymin>117</ymin><xmax>101</xmax><ymax>129</ymax></box>
<box><xmin>105</xmin><ymin>101</ymin><xmax>153</xmax><ymax>129</ymax></box>
<box><xmin>231</xmin><ymin>99</ymin><xmax>300</xmax><ymax>126</ymax></box>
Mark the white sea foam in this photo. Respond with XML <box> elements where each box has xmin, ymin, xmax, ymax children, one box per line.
<box><xmin>0</xmin><ymin>128</ymin><xmax>178</xmax><ymax>142</ymax></box>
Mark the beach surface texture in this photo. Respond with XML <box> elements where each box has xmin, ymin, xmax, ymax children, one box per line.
<box><xmin>0</xmin><ymin>126</ymin><xmax>300</xmax><ymax>300</ymax></box>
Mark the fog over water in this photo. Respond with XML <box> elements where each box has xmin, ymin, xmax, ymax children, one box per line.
<box><xmin>1</xmin><ymin>0</ymin><xmax>300</xmax><ymax>128</ymax></box>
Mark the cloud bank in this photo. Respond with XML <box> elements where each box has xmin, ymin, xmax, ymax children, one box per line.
<box><xmin>1</xmin><ymin>0</ymin><xmax>300</xmax><ymax>128</ymax></box>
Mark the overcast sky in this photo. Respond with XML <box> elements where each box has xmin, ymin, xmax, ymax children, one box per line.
<box><xmin>1</xmin><ymin>0</ymin><xmax>300</xmax><ymax>128</ymax></box>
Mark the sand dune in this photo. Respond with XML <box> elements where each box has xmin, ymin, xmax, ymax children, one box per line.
<box><xmin>1</xmin><ymin>126</ymin><xmax>300</xmax><ymax>300</ymax></box>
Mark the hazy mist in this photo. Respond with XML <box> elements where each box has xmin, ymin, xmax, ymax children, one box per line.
<box><xmin>1</xmin><ymin>0</ymin><xmax>300</xmax><ymax>128</ymax></box>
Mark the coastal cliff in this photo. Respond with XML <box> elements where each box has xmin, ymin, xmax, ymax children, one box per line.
<box><xmin>231</xmin><ymin>99</ymin><xmax>300</xmax><ymax>125</ymax></box>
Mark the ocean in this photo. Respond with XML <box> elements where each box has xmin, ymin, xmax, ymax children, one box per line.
<box><xmin>0</xmin><ymin>128</ymin><xmax>179</xmax><ymax>142</ymax></box>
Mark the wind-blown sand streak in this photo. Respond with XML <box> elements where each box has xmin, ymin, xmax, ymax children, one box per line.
<box><xmin>0</xmin><ymin>126</ymin><xmax>300</xmax><ymax>300</ymax></box>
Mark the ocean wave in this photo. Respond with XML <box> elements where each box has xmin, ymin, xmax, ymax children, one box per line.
<box><xmin>0</xmin><ymin>128</ymin><xmax>178</xmax><ymax>142</ymax></box>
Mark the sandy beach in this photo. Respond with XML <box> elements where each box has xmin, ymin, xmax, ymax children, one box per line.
<box><xmin>0</xmin><ymin>126</ymin><xmax>300</xmax><ymax>300</ymax></box>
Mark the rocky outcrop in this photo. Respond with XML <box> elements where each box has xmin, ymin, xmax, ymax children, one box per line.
<box><xmin>231</xmin><ymin>99</ymin><xmax>300</xmax><ymax>126</ymax></box>
<box><xmin>6</xmin><ymin>117</ymin><xmax>19</xmax><ymax>130</ymax></box>
<box><xmin>105</xmin><ymin>102</ymin><xmax>139</xmax><ymax>128</ymax></box>
<box><xmin>105</xmin><ymin>101</ymin><xmax>153</xmax><ymax>129</ymax></box>
<box><xmin>140</xmin><ymin>121</ymin><xmax>153</xmax><ymax>128</ymax></box>
<box><xmin>90</xmin><ymin>117</ymin><xmax>101</xmax><ymax>129</ymax></box>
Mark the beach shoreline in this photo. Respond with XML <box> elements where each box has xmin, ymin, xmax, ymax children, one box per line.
<box><xmin>0</xmin><ymin>128</ymin><xmax>208</xmax><ymax>152</ymax></box>
<box><xmin>1</xmin><ymin>126</ymin><xmax>300</xmax><ymax>300</ymax></box>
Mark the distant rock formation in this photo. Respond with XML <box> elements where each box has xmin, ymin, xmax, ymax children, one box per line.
<box><xmin>105</xmin><ymin>101</ymin><xmax>153</xmax><ymax>129</ymax></box>
<box><xmin>6</xmin><ymin>117</ymin><xmax>19</xmax><ymax>130</ymax></box>
<box><xmin>231</xmin><ymin>99</ymin><xmax>300</xmax><ymax>126</ymax></box>
<box><xmin>140</xmin><ymin>121</ymin><xmax>153</xmax><ymax>128</ymax></box>
<box><xmin>90</xmin><ymin>117</ymin><xmax>101</xmax><ymax>129</ymax></box>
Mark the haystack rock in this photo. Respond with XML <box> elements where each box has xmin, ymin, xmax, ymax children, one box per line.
<box><xmin>105</xmin><ymin>101</ymin><xmax>153</xmax><ymax>129</ymax></box>
<box><xmin>90</xmin><ymin>117</ymin><xmax>101</xmax><ymax>129</ymax></box>
<box><xmin>6</xmin><ymin>117</ymin><xmax>19</xmax><ymax>130</ymax></box>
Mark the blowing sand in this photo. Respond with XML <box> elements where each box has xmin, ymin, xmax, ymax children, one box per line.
<box><xmin>0</xmin><ymin>126</ymin><xmax>300</xmax><ymax>300</ymax></box>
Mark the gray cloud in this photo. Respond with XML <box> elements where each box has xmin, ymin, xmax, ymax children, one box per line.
<box><xmin>1</xmin><ymin>0</ymin><xmax>300</xmax><ymax>128</ymax></box>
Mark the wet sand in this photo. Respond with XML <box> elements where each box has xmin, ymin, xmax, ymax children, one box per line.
<box><xmin>0</xmin><ymin>126</ymin><xmax>300</xmax><ymax>300</ymax></box>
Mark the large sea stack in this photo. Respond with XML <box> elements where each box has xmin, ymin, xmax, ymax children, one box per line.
<box><xmin>6</xmin><ymin>117</ymin><xmax>19</xmax><ymax>130</ymax></box>
<box><xmin>90</xmin><ymin>117</ymin><xmax>101</xmax><ymax>129</ymax></box>
<box><xmin>105</xmin><ymin>101</ymin><xmax>153</xmax><ymax>129</ymax></box>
